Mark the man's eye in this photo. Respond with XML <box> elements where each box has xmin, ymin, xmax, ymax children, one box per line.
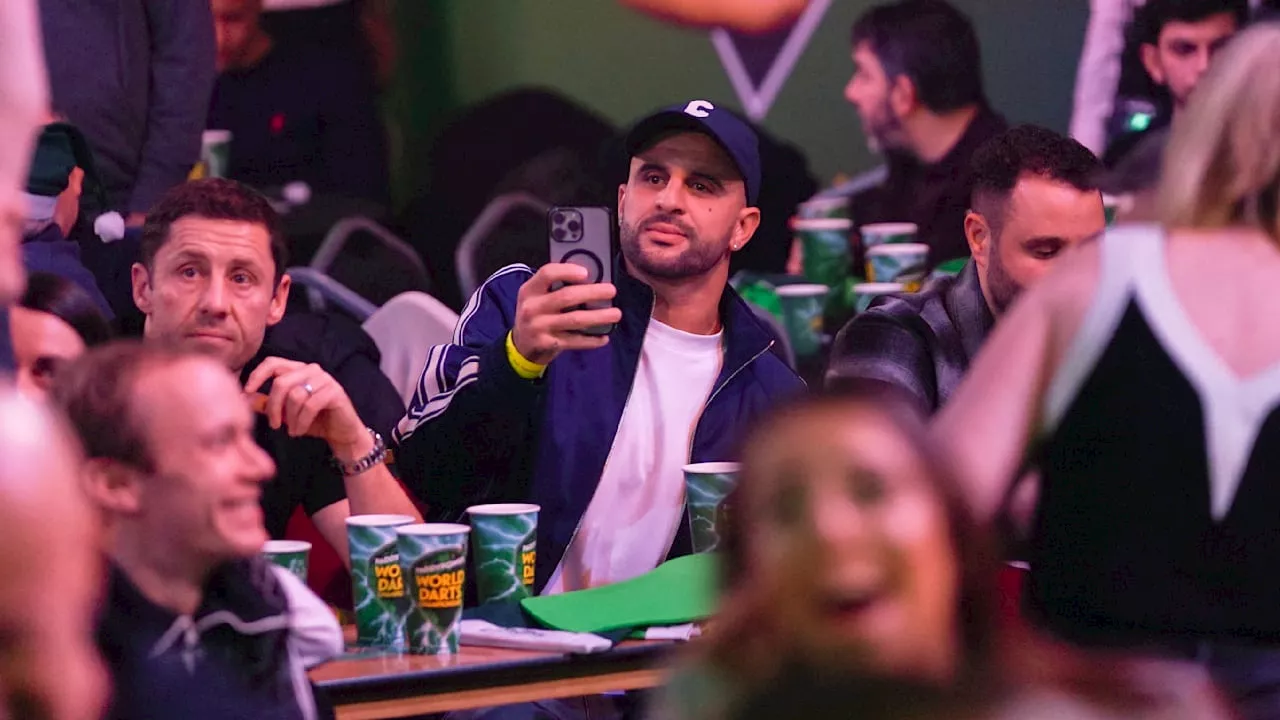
<box><xmin>179</xmin><ymin>267</ymin><xmax>198</xmax><ymax>279</ymax></box>
<box><xmin>232</xmin><ymin>272</ymin><xmax>253</xmax><ymax>284</ymax></box>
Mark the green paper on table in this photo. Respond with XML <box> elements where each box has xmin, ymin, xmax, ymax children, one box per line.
<box><xmin>520</xmin><ymin>554</ymin><xmax>719</xmax><ymax>634</ymax></box>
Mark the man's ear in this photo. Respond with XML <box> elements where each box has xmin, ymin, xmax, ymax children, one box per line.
<box><xmin>131</xmin><ymin>263</ymin><xmax>153</xmax><ymax>316</ymax></box>
<box><xmin>964</xmin><ymin>210</ymin><xmax>992</xmax><ymax>272</ymax></box>
<box><xmin>267</xmin><ymin>274</ymin><xmax>291</xmax><ymax>327</ymax></box>
<box><xmin>1141</xmin><ymin>43</ymin><xmax>1166</xmax><ymax>86</ymax></box>
<box><xmin>617</xmin><ymin>184</ymin><xmax>627</xmax><ymax>220</ymax></box>
<box><xmin>889</xmin><ymin>74</ymin><xmax>917</xmax><ymax>117</ymax></box>
<box><xmin>83</xmin><ymin>458</ymin><xmax>143</xmax><ymax>516</ymax></box>
<box><xmin>730</xmin><ymin>206</ymin><xmax>762</xmax><ymax>253</ymax></box>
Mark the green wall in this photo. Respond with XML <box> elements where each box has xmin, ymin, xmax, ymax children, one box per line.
<box><xmin>390</xmin><ymin>0</ymin><xmax>1089</xmax><ymax>203</ymax></box>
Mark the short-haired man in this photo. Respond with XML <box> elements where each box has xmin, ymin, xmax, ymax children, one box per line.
<box><xmin>1102</xmin><ymin>0</ymin><xmax>1247</xmax><ymax>194</ymax></box>
<box><xmin>55</xmin><ymin>342</ymin><xmax>342</xmax><ymax>719</ymax></box>
<box><xmin>396</xmin><ymin>100</ymin><xmax>804</xmax><ymax>594</ymax></box>
<box><xmin>843</xmin><ymin>0</ymin><xmax>1008</xmax><ymax>265</ymax></box>
<box><xmin>827</xmin><ymin>126</ymin><xmax>1105</xmax><ymax>414</ymax></box>
<box><xmin>130</xmin><ymin>178</ymin><xmax>420</xmax><ymax>567</ymax></box>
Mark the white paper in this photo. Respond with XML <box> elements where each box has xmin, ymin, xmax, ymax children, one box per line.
<box><xmin>459</xmin><ymin>620</ymin><xmax>613</xmax><ymax>654</ymax></box>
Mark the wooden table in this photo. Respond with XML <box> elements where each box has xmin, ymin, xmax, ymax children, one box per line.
<box><xmin>310</xmin><ymin>635</ymin><xmax>676</xmax><ymax>719</ymax></box>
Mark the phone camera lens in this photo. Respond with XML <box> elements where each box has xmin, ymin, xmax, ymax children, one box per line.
<box><xmin>568</xmin><ymin>220</ymin><xmax>581</xmax><ymax>233</ymax></box>
<box><xmin>552</xmin><ymin>228</ymin><xmax>566</xmax><ymax>242</ymax></box>
<box><xmin>552</xmin><ymin>212</ymin><xmax>565</xmax><ymax>225</ymax></box>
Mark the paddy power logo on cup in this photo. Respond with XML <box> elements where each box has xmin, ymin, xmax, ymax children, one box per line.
<box><xmin>398</xmin><ymin>523</ymin><xmax>470</xmax><ymax>655</ymax></box>
<box><xmin>416</xmin><ymin>555</ymin><xmax>465</xmax><ymax>608</ymax></box>
<box><xmin>374</xmin><ymin>550</ymin><xmax>405</xmax><ymax>598</ymax></box>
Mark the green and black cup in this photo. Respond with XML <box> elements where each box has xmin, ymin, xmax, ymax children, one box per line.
<box><xmin>852</xmin><ymin>282</ymin><xmax>907</xmax><ymax>314</ymax></box>
<box><xmin>347</xmin><ymin>514</ymin><xmax>416</xmax><ymax>648</ymax></box>
<box><xmin>775</xmin><ymin>284</ymin><xmax>828</xmax><ymax>358</ymax></box>
<box><xmin>866</xmin><ymin>243</ymin><xmax>930</xmax><ymax>291</ymax></box>
<box><xmin>795</xmin><ymin>218</ymin><xmax>853</xmax><ymax>287</ymax></box>
<box><xmin>683</xmin><ymin>462</ymin><xmax>740</xmax><ymax>554</ymax></box>
<box><xmin>398</xmin><ymin>523</ymin><xmax>470</xmax><ymax>655</ymax></box>
<box><xmin>466</xmin><ymin>503</ymin><xmax>539</xmax><ymax>604</ymax></box>
<box><xmin>262</xmin><ymin>540</ymin><xmax>310</xmax><ymax>582</ymax></box>
<box><xmin>858</xmin><ymin>222</ymin><xmax>918</xmax><ymax>251</ymax></box>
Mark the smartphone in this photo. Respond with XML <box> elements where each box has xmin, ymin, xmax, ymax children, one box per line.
<box><xmin>547</xmin><ymin>206</ymin><xmax>615</xmax><ymax>336</ymax></box>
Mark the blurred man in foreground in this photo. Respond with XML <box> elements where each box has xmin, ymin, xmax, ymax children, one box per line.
<box><xmin>55</xmin><ymin>342</ymin><xmax>342</xmax><ymax>719</ymax></box>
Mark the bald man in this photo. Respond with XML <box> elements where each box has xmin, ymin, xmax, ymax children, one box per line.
<box><xmin>0</xmin><ymin>391</ymin><xmax>107</xmax><ymax>720</ymax></box>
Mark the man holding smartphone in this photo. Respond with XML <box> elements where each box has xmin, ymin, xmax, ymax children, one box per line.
<box><xmin>395</xmin><ymin>100</ymin><xmax>803</xmax><ymax>594</ymax></box>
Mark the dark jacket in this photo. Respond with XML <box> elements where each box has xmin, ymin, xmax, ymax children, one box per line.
<box><xmin>22</xmin><ymin>224</ymin><xmax>115</xmax><ymax>319</ymax></box>
<box><xmin>393</xmin><ymin>262</ymin><xmax>805</xmax><ymax>590</ymax></box>
<box><xmin>851</xmin><ymin>106</ymin><xmax>1008</xmax><ymax>266</ymax></box>
<box><xmin>97</xmin><ymin>559</ymin><xmax>341</xmax><ymax>720</ymax></box>
<box><xmin>39</xmin><ymin>0</ymin><xmax>216</xmax><ymax>214</ymax></box>
<box><xmin>826</xmin><ymin>262</ymin><xmax>994</xmax><ymax>414</ymax></box>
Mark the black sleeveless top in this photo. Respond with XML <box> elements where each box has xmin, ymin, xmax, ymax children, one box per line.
<box><xmin>1030</xmin><ymin>226</ymin><xmax>1280</xmax><ymax>647</ymax></box>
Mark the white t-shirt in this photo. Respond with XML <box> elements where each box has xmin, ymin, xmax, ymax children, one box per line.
<box><xmin>544</xmin><ymin>318</ymin><xmax>723</xmax><ymax>594</ymax></box>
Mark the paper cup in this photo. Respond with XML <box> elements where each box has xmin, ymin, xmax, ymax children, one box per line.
<box><xmin>794</xmin><ymin>218</ymin><xmax>853</xmax><ymax>287</ymax></box>
<box><xmin>398</xmin><ymin>523</ymin><xmax>470</xmax><ymax>655</ymax></box>
<box><xmin>201</xmin><ymin>129</ymin><xmax>232</xmax><ymax>179</ymax></box>
<box><xmin>866</xmin><ymin>243</ymin><xmax>929</xmax><ymax>290</ymax></box>
<box><xmin>796</xmin><ymin>196</ymin><xmax>849</xmax><ymax>220</ymax></box>
<box><xmin>775</xmin><ymin>284</ymin><xmax>828</xmax><ymax>358</ymax></box>
<box><xmin>852</xmin><ymin>282</ymin><xmax>906</xmax><ymax>314</ymax></box>
<box><xmin>859</xmin><ymin>222</ymin><xmax>918</xmax><ymax>251</ymax></box>
<box><xmin>262</xmin><ymin>540</ymin><xmax>310</xmax><ymax>582</ymax></box>
<box><xmin>466</xmin><ymin>503</ymin><xmax>539</xmax><ymax>604</ymax></box>
<box><xmin>683</xmin><ymin>462</ymin><xmax>740</xmax><ymax>554</ymax></box>
<box><xmin>346</xmin><ymin>514</ymin><xmax>417</xmax><ymax>648</ymax></box>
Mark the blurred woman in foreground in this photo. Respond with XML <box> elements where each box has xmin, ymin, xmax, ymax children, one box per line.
<box><xmin>934</xmin><ymin>21</ymin><xmax>1280</xmax><ymax>720</ymax></box>
<box><xmin>656</xmin><ymin>388</ymin><xmax>1226</xmax><ymax>719</ymax></box>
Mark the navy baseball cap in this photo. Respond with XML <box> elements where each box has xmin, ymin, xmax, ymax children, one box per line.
<box><xmin>624</xmin><ymin>100</ymin><xmax>761</xmax><ymax>206</ymax></box>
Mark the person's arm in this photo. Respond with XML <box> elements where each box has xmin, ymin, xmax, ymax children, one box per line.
<box><xmin>318</xmin><ymin>47</ymin><xmax>390</xmax><ymax>204</ymax></box>
<box><xmin>134</xmin><ymin>0</ymin><xmax>216</xmax><ymax>215</ymax></box>
<box><xmin>393</xmin><ymin>264</ymin><xmax>620</xmax><ymax>516</ymax></box>
<box><xmin>825</xmin><ymin>310</ymin><xmax>937</xmax><ymax>415</ymax></box>
<box><xmin>0</xmin><ymin>0</ymin><xmax>49</xmax><ymax>259</ymax></box>
<box><xmin>267</xmin><ymin>564</ymin><xmax>343</xmax><ymax>667</ymax></box>
<box><xmin>1069</xmin><ymin>0</ymin><xmax>1134</xmax><ymax>155</ymax></box>
<box><xmin>244</xmin><ymin>357</ymin><xmax>423</xmax><ymax>557</ymax></box>
<box><xmin>618</xmin><ymin>0</ymin><xmax>808</xmax><ymax>32</ymax></box>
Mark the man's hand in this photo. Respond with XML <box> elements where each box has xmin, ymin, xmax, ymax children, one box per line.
<box><xmin>244</xmin><ymin>357</ymin><xmax>370</xmax><ymax>460</ymax></box>
<box><xmin>510</xmin><ymin>264</ymin><xmax>622</xmax><ymax>366</ymax></box>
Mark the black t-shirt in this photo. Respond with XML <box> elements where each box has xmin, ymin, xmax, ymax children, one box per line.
<box><xmin>851</xmin><ymin>106</ymin><xmax>1008</xmax><ymax>267</ymax></box>
<box><xmin>207</xmin><ymin>41</ymin><xmax>389</xmax><ymax>205</ymax></box>
<box><xmin>241</xmin><ymin>354</ymin><xmax>348</xmax><ymax>539</ymax></box>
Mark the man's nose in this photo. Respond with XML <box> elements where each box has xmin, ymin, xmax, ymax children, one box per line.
<box><xmin>198</xmin><ymin>277</ymin><xmax>230</xmax><ymax>315</ymax></box>
<box><xmin>654</xmin><ymin>179</ymin><xmax>687</xmax><ymax>213</ymax></box>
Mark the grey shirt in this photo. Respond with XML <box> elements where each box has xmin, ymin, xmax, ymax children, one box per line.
<box><xmin>39</xmin><ymin>0</ymin><xmax>216</xmax><ymax>214</ymax></box>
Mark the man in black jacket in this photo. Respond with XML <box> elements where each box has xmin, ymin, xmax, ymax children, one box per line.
<box><xmin>827</xmin><ymin>126</ymin><xmax>1104</xmax><ymax>413</ymax></box>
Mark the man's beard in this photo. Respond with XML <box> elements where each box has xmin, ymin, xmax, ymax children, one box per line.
<box><xmin>985</xmin><ymin>248</ymin><xmax>1023</xmax><ymax>315</ymax></box>
<box><xmin>862</xmin><ymin>98</ymin><xmax>905</xmax><ymax>154</ymax></box>
<box><xmin>620</xmin><ymin>213</ymin><xmax>728</xmax><ymax>280</ymax></box>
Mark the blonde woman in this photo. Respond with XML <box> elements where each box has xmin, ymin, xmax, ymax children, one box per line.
<box><xmin>936</xmin><ymin>21</ymin><xmax>1280</xmax><ymax>720</ymax></box>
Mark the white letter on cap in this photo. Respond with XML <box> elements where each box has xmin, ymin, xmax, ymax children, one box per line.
<box><xmin>683</xmin><ymin>100</ymin><xmax>714</xmax><ymax>118</ymax></box>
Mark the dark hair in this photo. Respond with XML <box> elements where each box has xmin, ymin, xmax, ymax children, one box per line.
<box><xmin>850</xmin><ymin>0</ymin><xmax>985</xmax><ymax>113</ymax></box>
<box><xmin>970</xmin><ymin>125</ymin><xmax>1102</xmax><ymax>237</ymax></box>
<box><xmin>19</xmin><ymin>272</ymin><xmax>112</xmax><ymax>347</ymax></box>
<box><xmin>140</xmin><ymin>178</ymin><xmax>288</xmax><ymax>283</ymax></box>
<box><xmin>706</xmin><ymin>384</ymin><xmax>1001</xmax><ymax>686</ymax></box>
<box><xmin>51</xmin><ymin>340</ymin><xmax>200</xmax><ymax>473</ymax></box>
<box><xmin>1135</xmin><ymin>0</ymin><xmax>1248</xmax><ymax>46</ymax></box>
